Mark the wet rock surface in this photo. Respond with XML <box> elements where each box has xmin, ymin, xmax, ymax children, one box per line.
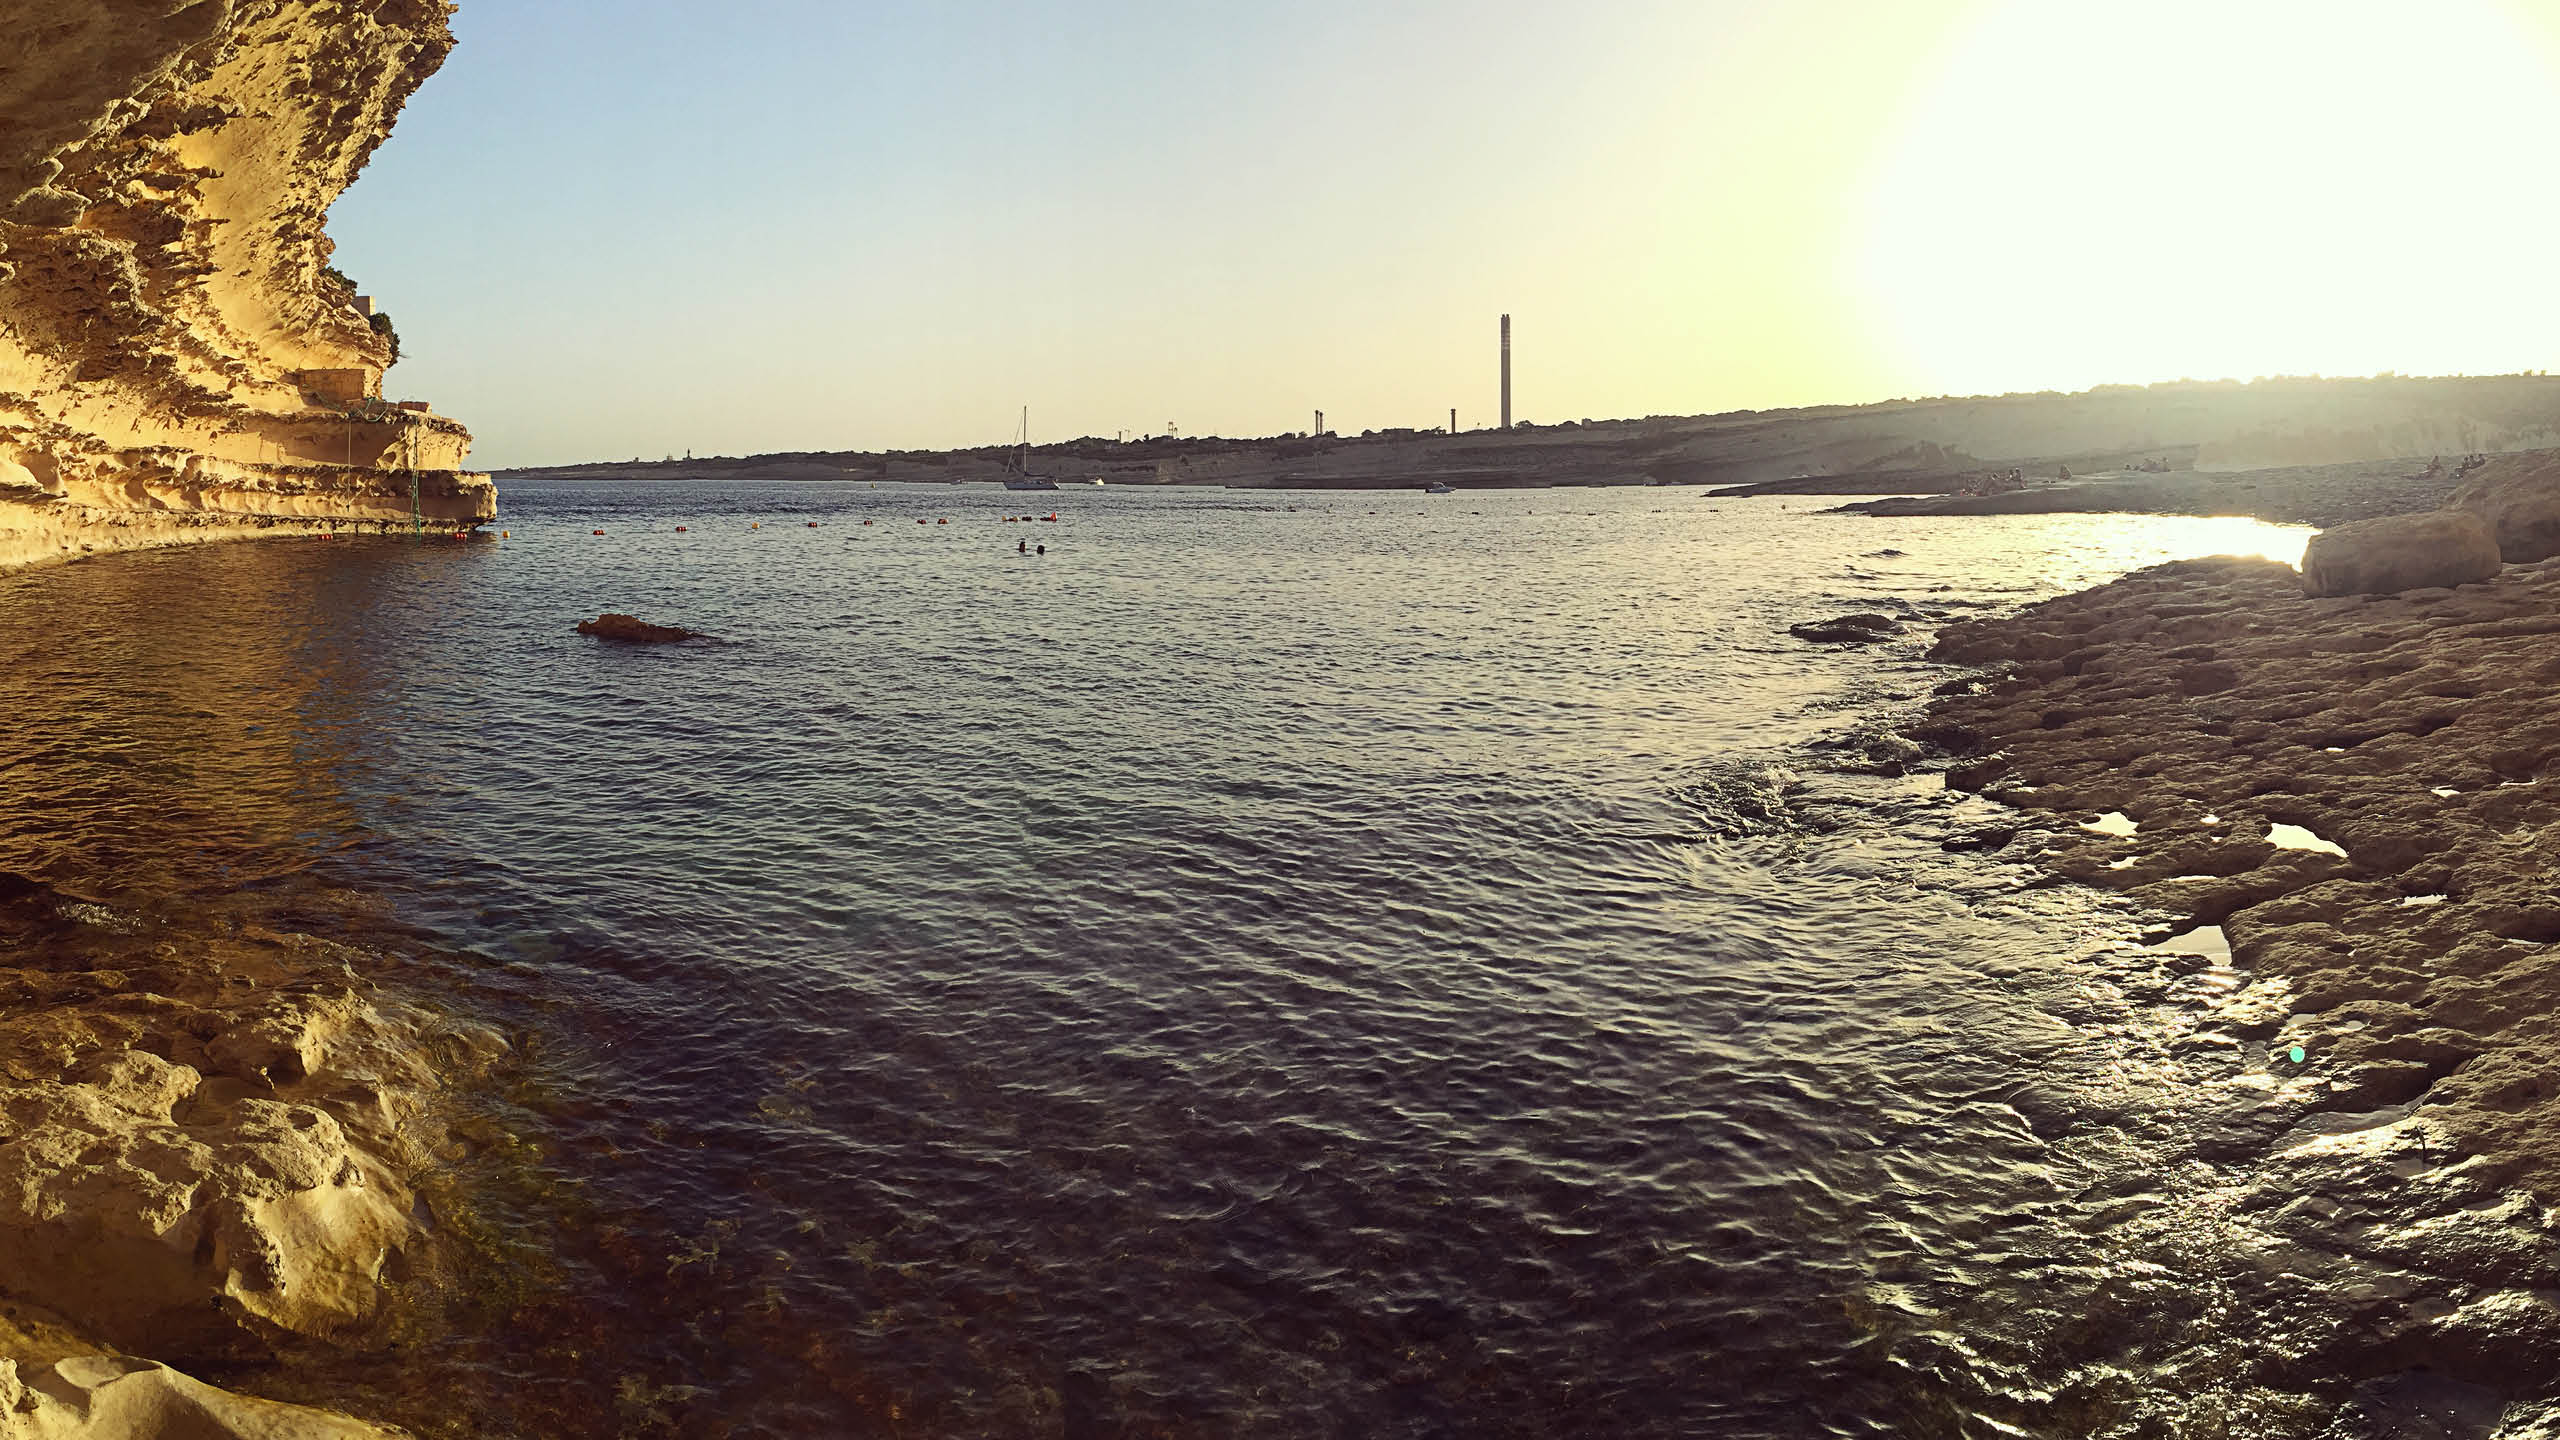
<box><xmin>1790</xmin><ymin>613</ymin><xmax>1905</xmax><ymax>644</ymax></box>
<box><xmin>1913</xmin><ymin>551</ymin><xmax>2560</xmax><ymax>1432</ymax></box>
<box><xmin>574</xmin><ymin>613</ymin><xmax>693</xmax><ymax>643</ymax></box>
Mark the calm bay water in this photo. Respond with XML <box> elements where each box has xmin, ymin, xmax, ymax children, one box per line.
<box><xmin>0</xmin><ymin>482</ymin><xmax>2316</xmax><ymax>1437</ymax></box>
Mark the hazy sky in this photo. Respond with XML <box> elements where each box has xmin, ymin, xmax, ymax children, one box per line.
<box><xmin>330</xmin><ymin>0</ymin><xmax>2560</xmax><ymax>468</ymax></box>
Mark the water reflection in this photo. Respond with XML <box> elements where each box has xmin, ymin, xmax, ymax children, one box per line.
<box><xmin>0</xmin><ymin>491</ymin><xmax>2351</xmax><ymax>1437</ymax></box>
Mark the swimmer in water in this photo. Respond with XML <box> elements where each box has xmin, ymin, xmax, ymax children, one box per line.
<box><xmin>1037</xmin><ymin>544</ymin><xmax>1046</xmax><ymax>555</ymax></box>
<box><xmin>1017</xmin><ymin>539</ymin><xmax>1026</xmax><ymax>553</ymax></box>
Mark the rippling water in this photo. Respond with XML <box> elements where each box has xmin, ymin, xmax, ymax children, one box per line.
<box><xmin>0</xmin><ymin>483</ymin><xmax>2317</xmax><ymax>1437</ymax></box>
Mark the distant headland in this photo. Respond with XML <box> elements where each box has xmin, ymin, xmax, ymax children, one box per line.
<box><xmin>502</xmin><ymin>373</ymin><xmax>2560</xmax><ymax>521</ymax></box>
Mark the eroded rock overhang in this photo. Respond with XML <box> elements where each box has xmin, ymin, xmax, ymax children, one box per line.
<box><xmin>0</xmin><ymin>0</ymin><xmax>492</xmax><ymax>569</ymax></box>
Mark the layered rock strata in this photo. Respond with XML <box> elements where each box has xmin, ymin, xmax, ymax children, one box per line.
<box><xmin>0</xmin><ymin>0</ymin><xmax>492</xmax><ymax>572</ymax></box>
<box><xmin>1924</xmin><ymin>556</ymin><xmax>2560</xmax><ymax>1198</ymax></box>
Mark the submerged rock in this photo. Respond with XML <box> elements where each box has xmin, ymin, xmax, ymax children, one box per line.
<box><xmin>2299</xmin><ymin>509</ymin><xmax>2502</xmax><ymax>597</ymax></box>
<box><xmin>576</xmin><ymin>613</ymin><xmax>694</xmax><ymax>643</ymax></box>
<box><xmin>1789</xmin><ymin>613</ymin><xmax>1904</xmax><ymax>645</ymax></box>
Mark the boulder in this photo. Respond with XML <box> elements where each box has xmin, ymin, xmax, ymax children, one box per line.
<box><xmin>2452</xmin><ymin>449</ymin><xmax>2560</xmax><ymax>562</ymax></box>
<box><xmin>575</xmin><ymin>613</ymin><xmax>693</xmax><ymax>643</ymax></box>
<box><xmin>2298</xmin><ymin>510</ymin><xmax>2501</xmax><ymax>598</ymax></box>
<box><xmin>1789</xmin><ymin>613</ymin><xmax>1904</xmax><ymax>645</ymax></box>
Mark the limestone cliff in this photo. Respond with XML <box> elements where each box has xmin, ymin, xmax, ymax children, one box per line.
<box><xmin>0</xmin><ymin>0</ymin><xmax>492</xmax><ymax>571</ymax></box>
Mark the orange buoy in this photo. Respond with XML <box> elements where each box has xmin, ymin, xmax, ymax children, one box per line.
<box><xmin>752</xmin><ymin>522</ymin><xmax>760</xmax><ymax>529</ymax></box>
<box><xmin>501</xmin><ymin>530</ymin><xmax>509</xmax><ymax>538</ymax></box>
<box><xmin>937</xmin><ymin>518</ymin><xmax>948</xmax><ymax>525</ymax></box>
<box><xmin>675</xmin><ymin>526</ymin><xmax>688</xmax><ymax>532</ymax></box>
<box><xmin>807</xmin><ymin>521</ymin><xmax>818</xmax><ymax>528</ymax></box>
<box><xmin>592</xmin><ymin>529</ymin><xmax>605</xmax><ymax>536</ymax></box>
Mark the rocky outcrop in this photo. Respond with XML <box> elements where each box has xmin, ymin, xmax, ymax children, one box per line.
<box><xmin>2298</xmin><ymin>509</ymin><xmax>2503</xmax><ymax>597</ymax></box>
<box><xmin>575</xmin><ymin>613</ymin><xmax>694</xmax><ymax>643</ymax></box>
<box><xmin>2453</xmin><ymin>449</ymin><xmax>2560</xmax><ymax>563</ymax></box>
<box><xmin>1788</xmin><ymin>614</ymin><xmax>1904</xmax><ymax>645</ymax></box>
<box><xmin>0</xmin><ymin>0</ymin><xmax>492</xmax><ymax>571</ymax></box>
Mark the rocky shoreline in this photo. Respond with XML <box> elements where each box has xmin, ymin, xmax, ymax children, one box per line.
<box><xmin>1905</xmin><ymin>530</ymin><xmax>2560</xmax><ymax>1418</ymax></box>
<box><xmin>1835</xmin><ymin>458</ymin><xmax>2470</xmax><ymax>530</ymax></box>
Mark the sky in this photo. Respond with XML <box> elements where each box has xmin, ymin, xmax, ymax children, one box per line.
<box><xmin>329</xmin><ymin>0</ymin><xmax>2560</xmax><ymax>468</ymax></box>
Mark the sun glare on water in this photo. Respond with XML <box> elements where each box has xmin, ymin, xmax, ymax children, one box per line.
<box><xmin>1856</xmin><ymin>0</ymin><xmax>2560</xmax><ymax>394</ymax></box>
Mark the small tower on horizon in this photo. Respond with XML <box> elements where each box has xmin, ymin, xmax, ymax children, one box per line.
<box><xmin>1499</xmin><ymin>314</ymin><xmax>1512</xmax><ymax>430</ymax></box>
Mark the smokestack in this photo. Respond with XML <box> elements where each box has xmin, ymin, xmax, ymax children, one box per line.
<box><xmin>1499</xmin><ymin>314</ymin><xmax>1511</xmax><ymax>430</ymax></box>
<box><xmin>1449</xmin><ymin>407</ymin><xmax>1456</xmax><ymax>434</ymax></box>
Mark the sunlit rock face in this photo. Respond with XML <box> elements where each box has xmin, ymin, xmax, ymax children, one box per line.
<box><xmin>0</xmin><ymin>0</ymin><xmax>491</xmax><ymax>569</ymax></box>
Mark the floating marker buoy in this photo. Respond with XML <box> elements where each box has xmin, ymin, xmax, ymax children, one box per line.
<box><xmin>938</xmin><ymin>518</ymin><xmax>949</xmax><ymax>525</ymax></box>
<box><xmin>500</xmin><ymin>530</ymin><xmax>509</xmax><ymax>538</ymax></box>
<box><xmin>807</xmin><ymin>521</ymin><xmax>818</xmax><ymax>528</ymax></box>
<box><xmin>862</xmin><ymin>520</ymin><xmax>872</xmax><ymax>526</ymax></box>
<box><xmin>752</xmin><ymin>522</ymin><xmax>760</xmax><ymax>529</ymax></box>
<box><xmin>918</xmin><ymin>519</ymin><xmax>928</xmax><ymax>525</ymax></box>
<box><xmin>593</xmin><ymin>529</ymin><xmax>605</xmax><ymax>536</ymax></box>
<box><xmin>675</xmin><ymin>526</ymin><xmax>688</xmax><ymax>532</ymax></box>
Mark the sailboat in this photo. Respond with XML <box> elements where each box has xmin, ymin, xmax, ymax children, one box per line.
<box><xmin>1003</xmin><ymin>407</ymin><xmax>1059</xmax><ymax>491</ymax></box>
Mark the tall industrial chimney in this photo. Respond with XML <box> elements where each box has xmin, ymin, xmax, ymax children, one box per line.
<box><xmin>1499</xmin><ymin>314</ymin><xmax>1512</xmax><ymax>430</ymax></box>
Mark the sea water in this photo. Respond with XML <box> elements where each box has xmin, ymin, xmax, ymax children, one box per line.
<box><xmin>0</xmin><ymin>483</ymin><xmax>2316</xmax><ymax>1436</ymax></box>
